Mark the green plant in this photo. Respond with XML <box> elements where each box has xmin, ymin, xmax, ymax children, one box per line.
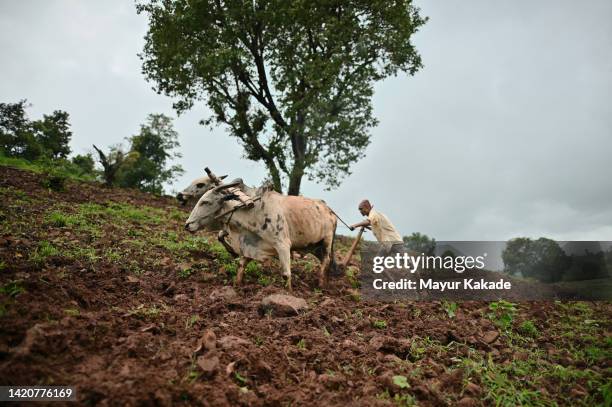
<box><xmin>30</xmin><ymin>240</ymin><xmax>60</xmax><ymax>265</ymax></box>
<box><xmin>185</xmin><ymin>315</ymin><xmax>200</xmax><ymax>329</ymax></box>
<box><xmin>392</xmin><ymin>375</ymin><xmax>410</xmax><ymax>389</ymax></box>
<box><xmin>518</xmin><ymin>320</ymin><xmax>539</xmax><ymax>337</ymax></box>
<box><xmin>600</xmin><ymin>381</ymin><xmax>612</xmax><ymax>407</ymax></box>
<box><xmin>41</xmin><ymin>170</ymin><xmax>67</xmax><ymax>191</ymax></box>
<box><xmin>0</xmin><ymin>281</ymin><xmax>25</xmax><ymax>297</ymax></box>
<box><xmin>64</xmin><ymin>308</ymin><xmax>80</xmax><ymax>316</ymax></box>
<box><xmin>103</xmin><ymin>248</ymin><xmax>123</xmax><ymax>262</ymax></box>
<box><xmin>208</xmin><ymin>241</ymin><xmax>233</xmax><ymax>264</ymax></box>
<box><xmin>234</xmin><ymin>372</ymin><xmax>248</xmax><ymax>385</ymax></box>
<box><xmin>45</xmin><ymin>211</ymin><xmax>70</xmax><ymax>227</ymax></box>
<box><xmin>373</xmin><ymin>320</ymin><xmax>387</xmax><ymax>329</ymax></box>
<box><xmin>257</xmin><ymin>274</ymin><xmax>274</xmax><ymax>286</ymax></box>
<box><xmin>245</xmin><ymin>260</ymin><xmax>261</xmax><ymax>276</ymax></box>
<box><xmin>296</xmin><ymin>339</ymin><xmax>306</xmax><ymax>350</ymax></box>
<box><xmin>488</xmin><ymin>300</ymin><xmax>517</xmax><ymax>331</ymax></box>
<box><xmin>178</xmin><ymin>266</ymin><xmax>195</xmax><ymax>279</ymax></box>
<box><xmin>345</xmin><ymin>266</ymin><xmax>360</xmax><ymax>289</ymax></box>
<box><xmin>68</xmin><ymin>247</ymin><xmax>98</xmax><ymax>262</ymax></box>
<box><xmin>442</xmin><ymin>301</ymin><xmax>458</xmax><ymax>319</ymax></box>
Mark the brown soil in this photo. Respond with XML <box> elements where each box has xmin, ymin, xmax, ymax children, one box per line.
<box><xmin>0</xmin><ymin>166</ymin><xmax>610</xmax><ymax>406</ymax></box>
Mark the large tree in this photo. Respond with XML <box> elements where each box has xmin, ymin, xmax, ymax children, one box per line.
<box><xmin>32</xmin><ymin>110</ymin><xmax>73</xmax><ymax>159</ymax></box>
<box><xmin>119</xmin><ymin>113</ymin><xmax>184</xmax><ymax>194</ymax></box>
<box><xmin>93</xmin><ymin>114</ymin><xmax>184</xmax><ymax>194</ymax></box>
<box><xmin>138</xmin><ymin>0</ymin><xmax>426</xmax><ymax>194</ymax></box>
<box><xmin>502</xmin><ymin>237</ymin><xmax>570</xmax><ymax>283</ymax></box>
<box><xmin>0</xmin><ymin>100</ymin><xmax>42</xmax><ymax>160</ymax></box>
<box><xmin>0</xmin><ymin>101</ymin><xmax>72</xmax><ymax>160</ymax></box>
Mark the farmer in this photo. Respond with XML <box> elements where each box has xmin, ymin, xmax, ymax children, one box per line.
<box><xmin>349</xmin><ymin>199</ymin><xmax>402</xmax><ymax>244</ymax></box>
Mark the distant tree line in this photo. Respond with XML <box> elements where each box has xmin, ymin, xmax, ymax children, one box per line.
<box><xmin>0</xmin><ymin>100</ymin><xmax>183</xmax><ymax>195</ymax></box>
<box><xmin>502</xmin><ymin>237</ymin><xmax>610</xmax><ymax>283</ymax></box>
<box><xmin>401</xmin><ymin>232</ymin><xmax>609</xmax><ymax>282</ymax></box>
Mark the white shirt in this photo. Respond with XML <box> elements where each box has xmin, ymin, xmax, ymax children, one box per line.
<box><xmin>367</xmin><ymin>208</ymin><xmax>402</xmax><ymax>242</ymax></box>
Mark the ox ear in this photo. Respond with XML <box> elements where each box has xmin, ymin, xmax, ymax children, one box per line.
<box><xmin>220</xmin><ymin>175</ymin><xmax>228</xmax><ymax>180</ymax></box>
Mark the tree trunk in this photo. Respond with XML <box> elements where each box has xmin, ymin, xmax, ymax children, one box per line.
<box><xmin>287</xmin><ymin>167</ymin><xmax>304</xmax><ymax>195</ymax></box>
<box><xmin>287</xmin><ymin>126</ymin><xmax>306</xmax><ymax>195</ymax></box>
<box><xmin>266</xmin><ymin>159</ymin><xmax>283</xmax><ymax>193</ymax></box>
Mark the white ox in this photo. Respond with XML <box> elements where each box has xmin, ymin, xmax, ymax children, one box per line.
<box><xmin>177</xmin><ymin>174</ymin><xmax>261</xmax><ymax>257</ymax></box>
<box><xmin>184</xmin><ymin>180</ymin><xmax>337</xmax><ymax>290</ymax></box>
<box><xmin>176</xmin><ymin>174</ymin><xmax>229</xmax><ymax>206</ymax></box>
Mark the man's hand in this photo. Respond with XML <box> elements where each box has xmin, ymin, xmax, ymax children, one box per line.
<box><xmin>349</xmin><ymin>226</ymin><xmax>355</xmax><ymax>231</ymax></box>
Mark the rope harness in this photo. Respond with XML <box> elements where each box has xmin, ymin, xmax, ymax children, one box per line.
<box><xmin>215</xmin><ymin>195</ymin><xmax>262</xmax><ymax>227</ymax></box>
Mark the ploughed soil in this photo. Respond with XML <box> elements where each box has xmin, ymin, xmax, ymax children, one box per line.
<box><xmin>0</xmin><ymin>166</ymin><xmax>610</xmax><ymax>406</ymax></box>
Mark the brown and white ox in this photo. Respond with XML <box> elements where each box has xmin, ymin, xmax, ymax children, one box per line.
<box><xmin>184</xmin><ymin>180</ymin><xmax>337</xmax><ymax>290</ymax></box>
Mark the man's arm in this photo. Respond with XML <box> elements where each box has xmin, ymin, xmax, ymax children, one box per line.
<box><xmin>349</xmin><ymin>219</ymin><xmax>371</xmax><ymax>231</ymax></box>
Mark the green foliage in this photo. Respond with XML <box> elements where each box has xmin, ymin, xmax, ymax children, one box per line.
<box><xmin>208</xmin><ymin>241</ymin><xmax>234</xmax><ymax>265</ymax></box>
<box><xmin>234</xmin><ymin>372</ymin><xmax>248</xmax><ymax>385</ymax></box>
<box><xmin>64</xmin><ymin>308</ymin><xmax>80</xmax><ymax>316</ymax></box>
<box><xmin>138</xmin><ymin>0</ymin><xmax>427</xmax><ymax>194</ymax></box>
<box><xmin>462</xmin><ymin>355</ymin><xmax>548</xmax><ymax>406</ymax></box>
<box><xmin>518</xmin><ymin>320</ymin><xmax>539</xmax><ymax>337</ymax></box>
<box><xmin>372</xmin><ymin>319</ymin><xmax>387</xmax><ymax>329</ymax></box>
<box><xmin>185</xmin><ymin>314</ymin><xmax>200</xmax><ymax>329</ymax></box>
<box><xmin>0</xmin><ymin>100</ymin><xmax>72</xmax><ymax>160</ymax></box>
<box><xmin>442</xmin><ymin>301</ymin><xmax>458</xmax><ymax>319</ymax></box>
<box><xmin>177</xmin><ymin>266</ymin><xmax>195</xmax><ymax>279</ymax></box>
<box><xmin>92</xmin><ymin>144</ymin><xmax>131</xmax><ymax>186</ymax></box>
<box><xmin>128</xmin><ymin>303</ymin><xmax>166</xmax><ymax>320</ymax></box>
<box><xmin>78</xmin><ymin>202</ymin><xmax>164</xmax><ymax>225</ymax></box>
<box><xmin>296</xmin><ymin>338</ymin><xmax>306</xmax><ymax>350</ymax></box>
<box><xmin>45</xmin><ymin>211</ymin><xmax>73</xmax><ymax>227</ymax></box>
<box><xmin>488</xmin><ymin>300</ymin><xmax>517</xmax><ymax>331</ymax></box>
<box><xmin>71</xmin><ymin>153</ymin><xmax>96</xmax><ymax>177</ymax></box>
<box><xmin>502</xmin><ymin>237</ymin><xmax>569</xmax><ymax>282</ymax></box>
<box><xmin>40</xmin><ymin>169</ymin><xmax>68</xmax><ymax>191</ymax></box>
<box><xmin>245</xmin><ymin>260</ymin><xmax>261</xmax><ymax>276</ymax></box>
<box><xmin>32</xmin><ymin>110</ymin><xmax>72</xmax><ymax>159</ymax></box>
<box><xmin>600</xmin><ymin>381</ymin><xmax>612</xmax><ymax>407</ymax></box>
<box><xmin>117</xmin><ymin>114</ymin><xmax>184</xmax><ymax>194</ymax></box>
<box><xmin>30</xmin><ymin>241</ymin><xmax>60</xmax><ymax>265</ymax></box>
<box><xmin>392</xmin><ymin>375</ymin><xmax>410</xmax><ymax>389</ymax></box>
<box><xmin>0</xmin><ymin>280</ymin><xmax>25</xmax><ymax>297</ymax></box>
<box><xmin>402</xmin><ymin>232</ymin><xmax>436</xmax><ymax>255</ymax></box>
<box><xmin>0</xmin><ymin>100</ymin><xmax>43</xmax><ymax>160</ymax></box>
<box><xmin>93</xmin><ymin>114</ymin><xmax>183</xmax><ymax>194</ymax></box>
<box><xmin>67</xmin><ymin>247</ymin><xmax>99</xmax><ymax>262</ymax></box>
<box><xmin>377</xmin><ymin>389</ymin><xmax>416</xmax><ymax>407</ymax></box>
<box><xmin>0</xmin><ymin>153</ymin><xmax>97</xmax><ymax>183</ymax></box>
<box><xmin>345</xmin><ymin>266</ymin><xmax>360</xmax><ymax>289</ymax></box>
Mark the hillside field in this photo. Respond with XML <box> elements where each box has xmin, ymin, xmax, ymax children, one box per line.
<box><xmin>0</xmin><ymin>166</ymin><xmax>610</xmax><ymax>406</ymax></box>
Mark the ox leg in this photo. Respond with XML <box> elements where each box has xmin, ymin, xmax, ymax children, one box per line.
<box><xmin>318</xmin><ymin>239</ymin><xmax>333</xmax><ymax>288</ymax></box>
<box><xmin>276</xmin><ymin>244</ymin><xmax>292</xmax><ymax>291</ymax></box>
<box><xmin>235</xmin><ymin>257</ymin><xmax>248</xmax><ymax>286</ymax></box>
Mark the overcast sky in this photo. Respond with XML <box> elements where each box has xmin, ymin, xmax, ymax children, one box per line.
<box><xmin>1</xmin><ymin>0</ymin><xmax>611</xmax><ymax>241</ymax></box>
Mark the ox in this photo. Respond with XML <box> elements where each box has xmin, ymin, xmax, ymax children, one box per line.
<box><xmin>177</xmin><ymin>174</ymin><xmax>261</xmax><ymax>257</ymax></box>
<box><xmin>176</xmin><ymin>174</ymin><xmax>229</xmax><ymax>206</ymax></box>
<box><xmin>184</xmin><ymin>180</ymin><xmax>337</xmax><ymax>290</ymax></box>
